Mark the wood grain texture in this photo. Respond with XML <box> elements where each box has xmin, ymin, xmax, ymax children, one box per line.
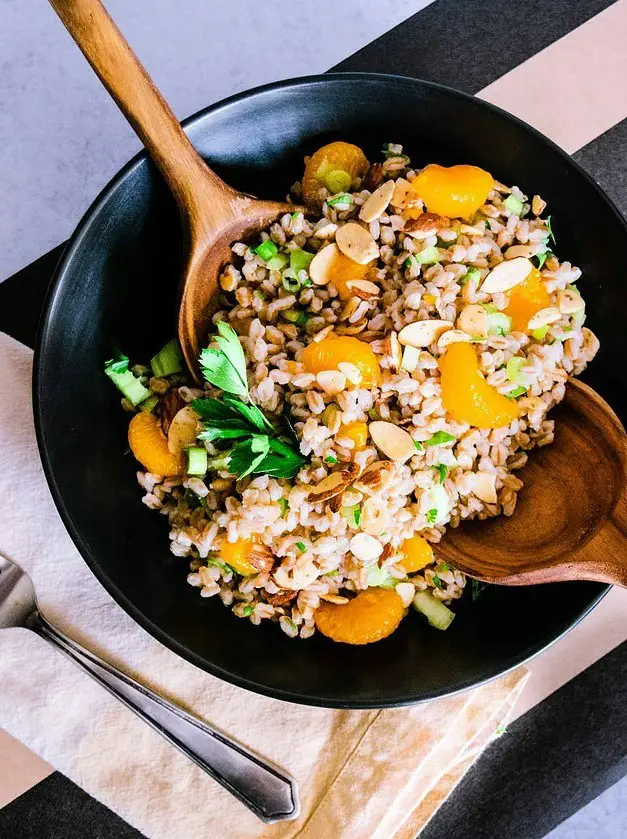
<box><xmin>48</xmin><ymin>0</ymin><xmax>296</xmax><ymax>377</ymax></box>
<box><xmin>438</xmin><ymin>379</ymin><xmax>627</xmax><ymax>587</ymax></box>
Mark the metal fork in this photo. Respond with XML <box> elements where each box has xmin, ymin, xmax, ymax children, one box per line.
<box><xmin>0</xmin><ymin>553</ymin><xmax>299</xmax><ymax>823</ymax></box>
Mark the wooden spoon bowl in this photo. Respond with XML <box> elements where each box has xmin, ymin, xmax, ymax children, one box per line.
<box><xmin>437</xmin><ymin>379</ymin><xmax>627</xmax><ymax>587</ymax></box>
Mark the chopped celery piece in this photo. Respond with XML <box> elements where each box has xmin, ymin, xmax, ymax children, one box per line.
<box><xmin>139</xmin><ymin>394</ymin><xmax>159</xmax><ymax>413</ymax></box>
<box><xmin>487</xmin><ymin>312</ymin><xmax>512</xmax><ymax>336</ymax></box>
<box><xmin>416</xmin><ymin>246</ymin><xmax>442</xmax><ymax>265</ymax></box>
<box><xmin>572</xmin><ymin>309</ymin><xmax>586</xmax><ymax>328</ymax></box>
<box><xmin>532</xmin><ymin>325</ymin><xmax>549</xmax><ymax>340</ymax></box>
<box><xmin>254</xmin><ymin>240</ymin><xmax>278</xmax><ymax>261</ymax></box>
<box><xmin>186</xmin><ymin>447</ymin><xmax>208</xmax><ymax>476</ymax></box>
<box><xmin>413</xmin><ymin>590</ymin><xmax>455</xmax><ymax>630</ymax></box>
<box><xmin>341</xmin><ymin>504</ymin><xmax>361</xmax><ymax>527</ymax></box>
<box><xmin>104</xmin><ymin>356</ymin><xmax>151</xmax><ymax>406</ymax></box>
<box><xmin>327</xmin><ymin>193</ymin><xmax>353</xmax><ymax>208</ymax></box>
<box><xmin>424</xmin><ymin>485</ymin><xmax>450</xmax><ymax>525</ymax></box>
<box><xmin>325</xmin><ymin>169</ymin><xmax>352</xmax><ymax>193</ymax></box>
<box><xmin>460</xmin><ymin>266</ymin><xmax>481</xmax><ymax>286</ymax></box>
<box><xmin>367</xmin><ymin>408</ymin><xmax>379</xmax><ymax>421</ymax></box>
<box><xmin>277</xmin><ymin>498</ymin><xmax>289</xmax><ymax>517</ymax></box>
<box><xmin>266</xmin><ymin>253</ymin><xmax>289</xmax><ymax>271</ymax></box>
<box><xmin>508</xmin><ymin>386</ymin><xmax>527</xmax><ymax>398</ymax></box>
<box><xmin>424</xmin><ymin>431</ymin><xmax>456</xmax><ymax>446</ymax></box>
<box><xmin>282</xmin><ymin>308</ymin><xmax>308</xmax><ymax>325</ymax></box>
<box><xmin>506</xmin><ymin>356</ymin><xmax>526</xmax><ymax>382</ymax></box>
<box><xmin>150</xmin><ymin>339</ymin><xmax>183</xmax><ymax>378</ymax></box>
<box><xmin>289</xmin><ymin>249</ymin><xmax>315</xmax><ymax>273</ymax></box>
<box><xmin>366</xmin><ymin>563</ymin><xmax>396</xmax><ymax>588</ymax></box>
<box><xmin>503</xmin><ymin>194</ymin><xmax>524</xmax><ymax>216</ymax></box>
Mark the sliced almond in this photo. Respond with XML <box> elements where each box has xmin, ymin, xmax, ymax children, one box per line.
<box><xmin>398</xmin><ymin>319</ymin><xmax>454</xmax><ymax>348</ymax></box>
<box><xmin>480</xmin><ymin>257</ymin><xmax>533</xmax><ymax>294</ymax></box>
<box><xmin>314</xmin><ymin>221</ymin><xmax>338</xmax><ymax>239</ymax></box>
<box><xmin>328</xmin><ymin>491</ymin><xmax>345</xmax><ymax>514</ymax></box>
<box><xmin>472</xmin><ymin>472</ymin><xmax>498</xmax><ymax>504</ymax></box>
<box><xmin>404</xmin><ymin>212</ymin><xmax>449</xmax><ymax>238</ymax></box>
<box><xmin>359</xmin><ymin>180</ymin><xmax>395</xmax><ymax>223</ymax></box>
<box><xmin>353</xmin><ymin>461</ymin><xmax>395</xmax><ymax>496</ymax></box>
<box><xmin>391</xmin><ymin>177</ymin><xmax>419</xmax><ymax>209</ymax></box>
<box><xmin>316</xmin><ymin>370</ymin><xmax>346</xmax><ymax>395</ymax></box>
<box><xmin>335</xmin><ymin>222</ymin><xmax>380</xmax><ymax>265</ymax></box>
<box><xmin>460</xmin><ymin>223</ymin><xmax>484</xmax><ymax>235</ymax></box>
<box><xmin>557</xmin><ymin>288</ymin><xmax>585</xmax><ymax>314</ymax></box>
<box><xmin>395</xmin><ymin>582</ymin><xmax>416</xmax><ymax>608</ymax></box>
<box><xmin>266</xmin><ymin>589</ymin><xmax>297</xmax><ymax>606</ymax></box>
<box><xmin>308</xmin><ymin>471</ymin><xmax>352</xmax><ymax>503</ymax></box>
<box><xmin>532</xmin><ymin>195</ymin><xmax>547</xmax><ymax>216</ymax></box>
<box><xmin>337</xmin><ymin>361</ymin><xmax>362</xmax><ymax>385</ymax></box>
<box><xmin>437</xmin><ymin>329</ymin><xmax>474</xmax><ymax>348</ymax></box>
<box><xmin>401</xmin><ymin>344</ymin><xmax>420</xmax><ymax>372</ymax></box>
<box><xmin>369</xmin><ymin>421</ymin><xmax>417</xmax><ymax>463</ymax></box>
<box><xmin>349</xmin><ymin>533</ymin><xmax>384</xmax><ymax>564</ymax></box>
<box><xmin>527</xmin><ymin>306</ymin><xmax>561</xmax><ymax>330</ymax></box>
<box><xmin>309</xmin><ymin>243</ymin><xmax>340</xmax><ymax>286</ymax></box>
<box><xmin>167</xmin><ymin>406</ymin><xmax>199</xmax><ymax>455</ymax></box>
<box><xmin>320</xmin><ymin>593</ymin><xmax>350</xmax><ymax>605</ymax></box>
<box><xmin>505</xmin><ymin>244</ymin><xmax>535</xmax><ymax>260</ymax></box>
<box><xmin>389</xmin><ymin>331</ymin><xmax>403</xmax><ymax>372</ymax></box>
<box><xmin>457</xmin><ymin>304</ymin><xmax>488</xmax><ymax>338</ymax></box>
<box><xmin>361</xmin><ymin>497</ymin><xmax>390</xmax><ymax>536</ymax></box>
<box><xmin>344</xmin><ymin>279</ymin><xmax>380</xmax><ymax>299</ymax></box>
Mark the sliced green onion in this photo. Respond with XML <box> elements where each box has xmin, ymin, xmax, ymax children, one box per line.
<box><xmin>341</xmin><ymin>504</ymin><xmax>361</xmax><ymax>527</ymax></box>
<box><xmin>139</xmin><ymin>394</ymin><xmax>159</xmax><ymax>413</ymax></box>
<box><xmin>413</xmin><ymin>590</ymin><xmax>455</xmax><ymax>630</ymax></box>
<box><xmin>327</xmin><ymin>193</ymin><xmax>353</xmax><ymax>208</ymax></box>
<box><xmin>503</xmin><ymin>194</ymin><xmax>525</xmax><ymax>216</ymax></box>
<box><xmin>290</xmin><ymin>249</ymin><xmax>315</xmax><ymax>273</ymax></box>
<box><xmin>266</xmin><ymin>253</ymin><xmax>290</xmax><ymax>271</ymax></box>
<box><xmin>506</xmin><ymin>356</ymin><xmax>526</xmax><ymax>382</ymax></box>
<box><xmin>277</xmin><ymin>498</ymin><xmax>289</xmax><ymax>517</ymax></box>
<box><xmin>295</xmin><ymin>541</ymin><xmax>306</xmax><ymax>552</ymax></box>
<box><xmin>325</xmin><ymin>169</ymin><xmax>352</xmax><ymax>193</ymax></box>
<box><xmin>532</xmin><ymin>325</ymin><xmax>549</xmax><ymax>340</ymax></box>
<box><xmin>534</xmin><ymin>250</ymin><xmax>552</xmax><ymax>270</ymax></box>
<box><xmin>414</xmin><ymin>440</ymin><xmax>424</xmax><ymax>452</ymax></box>
<box><xmin>186</xmin><ymin>447</ymin><xmax>208</xmax><ymax>476</ymax></box>
<box><xmin>282</xmin><ymin>273</ymin><xmax>302</xmax><ymax>293</ymax></box>
<box><xmin>150</xmin><ymin>339</ymin><xmax>184</xmax><ymax>378</ymax></box>
<box><xmin>282</xmin><ymin>308</ymin><xmax>309</xmax><ymax>326</ymax></box>
<box><xmin>403</xmin><ymin>257</ymin><xmax>414</xmax><ymax>270</ymax></box>
<box><xmin>291</xmin><ymin>211</ymin><xmax>303</xmax><ymax>220</ymax></box>
<box><xmin>545</xmin><ymin>214</ymin><xmax>556</xmax><ymax>245</ymax></box>
<box><xmin>324</xmin><ymin>455</ymin><xmax>339</xmax><ymax>465</ymax></box>
<box><xmin>415</xmin><ymin>246</ymin><xmax>442</xmax><ymax>265</ymax></box>
<box><xmin>254</xmin><ymin>240</ymin><xmax>279</xmax><ymax>261</ymax></box>
<box><xmin>104</xmin><ymin>356</ymin><xmax>151</xmax><ymax>406</ymax></box>
<box><xmin>487</xmin><ymin>311</ymin><xmax>512</xmax><ymax>336</ymax></box>
<box><xmin>425</xmin><ymin>431</ymin><xmax>456</xmax><ymax>447</ymax></box>
<box><xmin>241</xmin><ymin>604</ymin><xmax>254</xmax><ymax>617</ymax></box>
<box><xmin>366</xmin><ymin>563</ymin><xmax>396</xmax><ymax>589</ymax></box>
<box><xmin>367</xmin><ymin>408</ymin><xmax>379</xmax><ymax>421</ymax></box>
<box><xmin>508</xmin><ymin>385</ymin><xmax>527</xmax><ymax>398</ymax></box>
<box><xmin>207</xmin><ymin>557</ymin><xmax>233</xmax><ymax>573</ymax></box>
<box><xmin>434</xmin><ymin>464</ymin><xmax>448</xmax><ymax>483</ymax></box>
<box><xmin>460</xmin><ymin>266</ymin><xmax>481</xmax><ymax>287</ymax></box>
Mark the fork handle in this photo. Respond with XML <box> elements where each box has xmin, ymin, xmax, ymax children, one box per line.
<box><xmin>32</xmin><ymin>613</ymin><xmax>299</xmax><ymax>824</ymax></box>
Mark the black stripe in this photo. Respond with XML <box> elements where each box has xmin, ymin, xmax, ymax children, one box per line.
<box><xmin>574</xmin><ymin>117</ymin><xmax>627</xmax><ymax>220</ymax></box>
<box><xmin>332</xmin><ymin>0</ymin><xmax>617</xmax><ymax>95</ymax></box>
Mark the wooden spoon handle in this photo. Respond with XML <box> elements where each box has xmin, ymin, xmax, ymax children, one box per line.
<box><xmin>48</xmin><ymin>0</ymin><xmax>232</xmax><ymax>219</ymax></box>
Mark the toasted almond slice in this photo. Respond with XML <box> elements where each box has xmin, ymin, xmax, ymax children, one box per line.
<box><xmin>328</xmin><ymin>491</ymin><xmax>345</xmax><ymax>513</ymax></box>
<box><xmin>337</xmin><ymin>361</ymin><xmax>362</xmax><ymax>385</ymax></box>
<box><xmin>167</xmin><ymin>406</ymin><xmax>199</xmax><ymax>454</ymax></box>
<box><xmin>320</xmin><ymin>593</ymin><xmax>350</xmax><ymax>605</ymax></box>
<box><xmin>460</xmin><ymin>223</ymin><xmax>484</xmax><ymax>235</ymax></box>
<box><xmin>389</xmin><ymin>331</ymin><xmax>403</xmax><ymax>372</ymax></box>
<box><xmin>312</xmin><ymin>324</ymin><xmax>335</xmax><ymax>343</ymax></box>
<box><xmin>457</xmin><ymin>304</ymin><xmax>488</xmax><ymax>338</ymax></box>
<box><xmin>364</xmin><ymin>163</ymin><xmax>384</xmax><ymax>192</ymax></box>
<box><xmin>404</xmin><ymin>212</ymin><xmax>449</xmax><ymax>238</ymax></box>
<box><xmin>557</xmin><ymin>288</ymin><xmax>585</xmax><ymax>314</ymax></box>
<box><xmin>349</xmin><ymin>533</ymin><xmax>384</xmax><ymax>563</ymax></box>
<box><xmin>437</xmin><ymin>329</ymin><xmax>474</xmax><ymax>348</ymax></box>
<box><xmin>532</xmin><ymin>195</ymin><xmax>547</xmax><ymax>216</ymax></box>
<box><xmin>344</xmin><ymin>279</ymin><xmax>380</xmax><ymax>299</ymax></box>
<box><xmin>248</xmin><ymin>544</ymin><xmax>275</xmax><ymax>573</ymax></box>
<box><xmin>353</xmin><ymin>461</ymin><xmax>395</xmax><ymax>495</ymax></box>
<box><xmin>472</xmin><ymin>472</ymin><xmax>498</xmax><ymax>504</ymax></box>
<box><xmin>369</xmin><ymin>421</ymin><xmax>417</xmax><ymax>463</ymax></box>
<box><xmin>316</xmin><ymin>370</ymin><xmax>346</xmax><ymax>395</ymax></box>
<box><xmin>309</xmin><ymin>243</ymin><xmax>340</xmax><ymax>286</ymax></box>
<box><xmin>314</xmin><ymin>221</ymin><xmax>338</xmax><ymax>239</ymax></box>
<box><xmin>527</xmin><ymin>306</ymin><xmax>561</xmax><ymax>330</ymax></box>
<box><xmin>480</xmin><ymin>257</ymin><xmax>533</xmax><ymax>294</ymax></box>
<box><xmin>398</xmin><ymin>319</ymin><xmax>454</xmax><ymax>348</ymax></box>
<box><xmin>359</xmin><ymin>180</ymin><xmax>395</xmax><ymax>223</ymax></box>
<box><xmin>505</xmin><ymin>244</ymin><xmax>535</xmax><ymax>260</ymax></box>
<box><xmin>391</xmin><ymin>177</ymin><xmax>419</xmax><ymax>209</ymax></box>
<box><xmin>360</xmin><ymin>497</ymin><xmax>391</xmax><ymax>536</ymax></box>
<box><xmin>401</xmin><ymin>344</ymin><xmax>420</xmax><ymax>372</ymax></box>
<box><xmin>309</xmin><ymin>471</ymin><xmax>351</xmax><ymax>502</ymax></box>
<box><xmin>335</xmin><ymin>223</ymin><xmax>380</xmax><ymax>265</ymax></box>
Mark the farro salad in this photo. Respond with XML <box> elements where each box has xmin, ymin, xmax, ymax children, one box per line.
<box><xmin>105</xmin><ymin>141</ymin><xmax>599</xmax><ymax>645</ymax></box>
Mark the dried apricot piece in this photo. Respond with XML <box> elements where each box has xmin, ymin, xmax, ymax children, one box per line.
<box><xmin>302</xmin><ymin>142</ymin><xmax>369</xmax><ymax>208</ymax></box>
<box><xmin>414</xmin><ymin>164</ymin><xmax>493</xmax><ymax>218</ymax></box>
<box><xmin>399</xmin><ymin>535</ymin><xmax>434</xmax><ymax>573</ymax></box>
<box><xmin>504</xmin><ymin>267</ymin><xmax>551</xmax><ymax>333</ymax></box>
<box><xmin>220</xmin><ymin>538</ymin><xmax>257</xmax><ymax>576</ymax></box>
<box><xmin>302</xmin><ymin>336</ymin><xmax>381</xmax><ymax>387</ymax></box>
<box><xmin>128</xmin><ymin>412</ymin><xmax>184</xmax><ymax>476</ymax></box>
<box><xmin>340</xmin><ymin>421</ymin><xmax>369</xmax><ymax>450</ymax></box>
<box><xmin>314</xmin><ymin>588</ymin><xmax>405</xmax><ymax>644</ymax></box>
<box><xmin>310</xmin><ymin>243</ymin><xmax>370</xmax><ymax>298</ymax></box>
<box><xmin>439</xmin><ymin>342</ymin><xmax>520</xmax><ymax>429</ymax></box>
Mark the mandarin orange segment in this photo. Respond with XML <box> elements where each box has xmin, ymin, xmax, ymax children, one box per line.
<box><xmin>504</xmin><ymin>267</ymin><xmax>551</xmax><ymax>333</ymax></box>
<box><xmin>399</xmin><ymin>535</ymin><xmax>434</xmax><ymax>573</ymax></box>
<box><xmin>341</xmin><ymin>421</ymin><xmax>369</xmax><ymax>450</ymax></box>
<box><xmin>314</xmin><ymin>588</ymin><xmax>405</xmax><ymax>644</ymax></box>
<box><xmin>302</xmin><ymin>142</ymin><xmax>369</xmax><ymax>208</ymax></box>
<box><xmin>324</xmin><ymin>247</ymin><xmax>370</xmax><ymax>299</ymax></box>
<box><xmin>220</xmin><ymin>538</ymin><xmax>257</xmax><ymax>576</ymax></box>
<box><xmin>414</xmin><ymin>164</ymin><xmax>493</xmax><ymax>218</ymax></box>
<box><xmin>128</xmin><ymin>412</ymin><xmax>185</xmax><ymax>476</ymax></box>
<box><xmin>439</xmin><ymin>342</ymin><xmax>520</xmax><ymax>429</ymax></box>
<box><xmin>302</xmin><ymin>336</ymin><xmax>381</xmax><ymax>387</ymax></box>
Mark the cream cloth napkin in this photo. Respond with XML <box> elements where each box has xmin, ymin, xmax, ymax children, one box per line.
<box><xmin>0</xmin><ymin>331</ymin><xmax>528</xmax><ymax>838</ymax></box>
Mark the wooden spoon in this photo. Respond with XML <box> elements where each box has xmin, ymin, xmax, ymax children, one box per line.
<box><xmin>436</xmin><ymin>378</ymin><xmax>627</xmax><ymax>588</ymax></box>
<box><xmin>49</xmin><ymin>0</ymin><xmax>300</xmax><ymax>378</ymax></box>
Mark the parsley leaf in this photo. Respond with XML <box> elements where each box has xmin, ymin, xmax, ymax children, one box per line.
<box><xmin>545</xmin><ymin>214</ymin><xmax>556</xmax><ymax>245</ymax></box>
<box><xmin>426</xmin><ymin>508</ymin><xmax>438</xmax><ymax>525</ymax></box>
<box><xmin>432</xmin><ymin>574</ymin><xmax>443</xmax><ymax>589</ymax></box>
<box><xmin>425</xmin><ymin>431</ymin><xmax>456</xmax><ymax>447</ymax></box>
<box><xmin>199</xmin><ymin>322</ymin><xmax>249</xmax><ymax>398</ymax></box>
<box><xmin>414</xmin><ymin>440</ymin><xmax>424</xmax><ymax>452</ymax></box>
<box><xmin>324</xmin><ymin>455</ymin><xmax>339</xmax><ymax>465</ymax></box>
<box><xmin>534</xmin><ymin>250</ymin><xmax>552</xmax><ymax>270</ymax></box>
<box><xmin>434</xmin><ymin>464</ymin><xmax>448</xmax><ymax>483</ymax></box>
<box><xmin>295</xmin><ymin>541</ymin><xmax>306</xmax><ymax>552</ymax></box>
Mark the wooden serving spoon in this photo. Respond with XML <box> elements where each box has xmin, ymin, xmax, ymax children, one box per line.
<box><xmin>49</xmin><ymin>0</ymin><xmax>299</xmax><ymax>378</ymax></box>
<box><xmin>437</xmin><ymin>378</ymin><xmax>627</xmax><ymax>588</ymax></box>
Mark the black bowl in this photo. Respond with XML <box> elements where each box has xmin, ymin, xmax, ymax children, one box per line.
<box><xmin>34</xmin><ymin>73</ymin><xmax>625</xmax><ymax>708</ymax></box>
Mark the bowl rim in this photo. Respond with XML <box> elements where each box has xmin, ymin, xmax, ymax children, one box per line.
<box><xmin>33</xmin><ymin>71</ymin><xmax>616</xmax><ymax>708</ymax></box>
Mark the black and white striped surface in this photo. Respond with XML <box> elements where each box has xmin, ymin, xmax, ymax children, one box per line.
<box><xmin>1</xmin><ymin>1</ymin><xmax>626</xmax><ymax>836</ymax></box>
